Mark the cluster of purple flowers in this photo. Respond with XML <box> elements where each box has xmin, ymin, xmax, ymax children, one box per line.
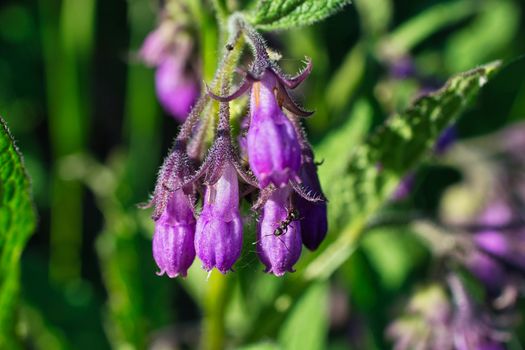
<box><xmin>388</xmin><ymin>275</ymin><xmax>509</xmax><ymax>350</ymax></box>
<box><xmin>145</xmin><ymin>23</ymin><xmax>327</xmax><ymax>277</ymax></box>
<box><xmin>390</xmin><ymin>123</ymin><xmax>525</xmax><ymax>348</ymax></box>
<box><xmin>461</xmin><ymin>125</ymin><xmax>525</xmax><ymax>304</ymax></box>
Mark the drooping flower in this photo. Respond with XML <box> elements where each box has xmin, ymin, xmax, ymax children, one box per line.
<box><xmin>207</xmin><ymin>49</ymin><xmax>313</xmax><ymax>188</ymax></box>
<box><xmin>153</xmin><ymin>189</ymin><xmax>196</xmax><ymax>278</ymax></box>
<box><xmin>140</xmin><ymin>19</ymin><xmax>200</xmax><ymax>121</ymax></box>
<box><xmin>257</xmin><ymin>186</ymin><xmax>302</xmax><ymax>276</ymax></box>
<box><xmin>148</xmin><ymin>143</ymin><xmax>197</xmax><ymax>278</ymax></box>
<box><xmin>246</xmin><ymin>71</ymin><xmax>302</xmax><ymax>187</ymax></box>
<box><xmin>195</xmin><ymin>163</ymin><xmax>243</xmax><ymax>273</ymax></box>
<box><xmin>155</xmin><ymin>54</ymin><xmax>200</xmax><ymax>120</ymax></box>
<box><xmin>294</xmin><ymin>148</ymin><xmax>328</xmax><ymax>250</ymax></box>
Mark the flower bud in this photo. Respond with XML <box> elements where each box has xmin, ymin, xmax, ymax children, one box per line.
<box><xmin>153</xmin><ymin>189</ymin><xmax>196</xmax><ymax>278</ymax></box>
<box><xmin>247</xmin><ymin>71</ymin><xmax>301</xmax><ymax>188</ymax></box>
<box><xmin>257</xmin><ymin>187</ymin><xmax>302</xmax><ymax>276</ymax></box>
<box><xmin>195</xmin><ymin>163</ymin><xmax>242</xmax><ymax>273</ymax></box>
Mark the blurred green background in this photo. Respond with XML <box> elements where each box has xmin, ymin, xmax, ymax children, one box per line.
<box><xmin>1</xmin><ymin>0</ymin><xmax>525</xmax><ymax>349</ymax></box>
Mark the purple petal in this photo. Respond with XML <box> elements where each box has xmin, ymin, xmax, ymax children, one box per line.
<box><xmin>257</xmin><ymin>187</ymin><xmax>302</xmax><ymax>276</ymax></box>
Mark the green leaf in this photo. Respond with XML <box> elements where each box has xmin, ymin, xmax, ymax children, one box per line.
<box><xmin>278</xmin><ymin>282</ymin><xmax>328</xmax><ymax>350</ymax></box>
<box><xmin>382</xmin><ymin>0</ymin><xmax>477</xmax><ymax>56</ymax></box>
<box><xmin>251</xmin><ymin>0</ymin><xmax>351</xmax><ymax>31</ymax></box>
<box><xmin>304</xmin><ymin>61</ymin><xmax>501</xmax><ymax>280</ymax></box>
<box><xmin>236</xmin><ymin>342</ymin><xmax>280</xmax><ymax>350</ymax></box>
<box><xmin>0</xmin><ymin>116</ymin><xmax>36</xmax><ymax>346</ymax></box>
<box><xmin>361</xmin><ymin>227</ymin><xmax>427</xmax><ymax>290</ymax></box>
<box><xmin>445</xmin><ymin>0</ymin><xmax>520</xmax><ymax>72</ymax></box>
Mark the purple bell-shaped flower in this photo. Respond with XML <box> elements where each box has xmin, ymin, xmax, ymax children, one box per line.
<box><xmin>149</xmin><ymin>143</ymin><xmax>197</xmax><ymax>278</ymax></box>
<box><xmin>195</xmin><ymin>163</ymin><xmax>243</xmax><ymax>273</ymax></box>
<box><xmin>153</xmin><ymin>189</ymin><xmax>196</xmax><ymax>278</ymax></box>
<box><xmin>257</xmin><ymin>186</ymin><xmax>302</xmax><ymax>276</ymax></box>
<box><xmin>247</xmin><ymin>71</ymin><xmax>302</xmax><ymax>188</ymax></box>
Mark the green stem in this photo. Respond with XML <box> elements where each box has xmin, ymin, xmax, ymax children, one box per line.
<box><xmin>201</xmin><ymin>271</ymin><xmax>231</xmax><ymax>350</ymax></box>
<box><xmin>38</xmin><ymin>0</ymin><xmax>96</xmax><ymax>284</ymax></box>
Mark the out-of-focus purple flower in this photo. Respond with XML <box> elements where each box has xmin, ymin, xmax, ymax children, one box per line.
<box><xmin>153</xmin><ymin>189</ymin><xmax>196</xmax><ymax>278</ymax></box>
<box><xmin>294</xmin><ymin>149</ymin><xmax>327</xmax><ymax>250</ymax></box>
<box><xmin>156</xmin><ymin>55</ymin><xmax>200</xmax><ymax>121</ymax></box>
<box><xmin>247</xmin><ymin>71</ymin><xmax>301</xmax><ymax>188</ymax></box>
<box><xmin>475</xmin><ymin>230</ymin><xmax>525</xmax><ymax>271</ymax></box>
<box><xmin>472</xmin><ymin>200</ymin><xmax>525</xmax><ymax>271</ymax></box>
<box><xmin>140</xmin><ymin>22</ymin><xmax>200</xmax><ymax>121</ymax></box>
<box><xmin>434</xmin><ymin>125</ymin><xmax>458</xmax><ymax>155</ymax></box>
<box><xmin>257</xmin><ymin>186</ymin><xmax>302</xmax><ymax>276</ymax></box>
<box><xmin>387</xmin><ymin>284</ymin><xmax>453</xmax><ymax>350</ymax></box>
<box><xmin>195</xmin><ymin>163</ymin><xmax>243</xmax><ymax>273</ymax></box>
<box><xmin>389</xmin><ymin>56</ymin><xmax>417</xmax><ymax>79</ymax></box>
<box><xmin>139</xmin><ymin>22</ymin><xmax>175</xmax><ymax>66</ymax></box>
<box><xmin>465</xmin><ymin>251</ymin><xmax>508</xmax><ymax>295</ymax></box>
<box><xmin>448</xmin><ymin>274</ymin><xmax>508</xmax><ymax>350</ymax></box>
<box><xmin>392</xmin><ymin>172</ymin><xmax>416</xmax><ymax>201</ymax></box>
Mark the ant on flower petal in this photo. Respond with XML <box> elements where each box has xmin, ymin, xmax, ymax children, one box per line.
<box><xmin>273</xmin><ymin>208</ymin><xmax>300</xmax><ymax>237</ymax></box>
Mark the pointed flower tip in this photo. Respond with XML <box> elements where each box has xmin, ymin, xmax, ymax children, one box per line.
<box><xmin>266</xmin><ymin>267</ymin><xmax>296</xmax><ymax>277</ymax></box>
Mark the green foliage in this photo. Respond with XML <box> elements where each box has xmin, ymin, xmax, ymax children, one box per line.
<box><xmin>251</xmin><ymin>0</ymin><xmax>351</xmax><ymax>30</ymax></box>
<box><xmin>0</xmin><ymin>116</ymin><xmax>36</xmax><ymax>346</ymax></box>
<box><xmin>278</xmin><ymin>282</ymin><xmax>328</xmax><ymax>350</ymax></box>
<box><xmin>382</xmin><ymin>0</ymin><xmax>477</xmax><ymax>56</ymax></box>
<box><xmin>445</xmin><ymin>0</ymin><xmax>520</xmax><ymax>72</ymax></box>
<box><xmin>304</xmin><ymin>61</ymin><xmax>501</xmax><ymax>280</ymax></box>
<box><xmin>2</xmin><ymin>0</ymin><xmax>525</xmax><ymax>348</ymax></box>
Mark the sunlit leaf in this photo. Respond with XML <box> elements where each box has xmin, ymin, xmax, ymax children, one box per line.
<box><xmin>251</xmin><ymin>0</ymin><xmax>351</xmax><ymax>31</ymax></box>
<box><xmin>0</xmin><ymin>116</ymin><xmax>36</xmax><ymax>346</ymax></box>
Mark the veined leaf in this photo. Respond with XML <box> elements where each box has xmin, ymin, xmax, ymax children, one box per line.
<box><xmin>251</xmin><ymin>0</ymin><xmax>351</xmax><ymax>31</ymax></box>
<box><xmin>304</xmin><ymin>61</ymin><xmax>501</xmax><ymax>280</ymax></box>
<box><xmin>0</xmin><ymin>116</ymin><xmax>36</xmax><ymax>346</ymax></box>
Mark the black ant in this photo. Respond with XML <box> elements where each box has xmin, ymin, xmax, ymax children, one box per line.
<box><xmin>273</xmin><ymin>208</ymin><xmax>300</xmax><ymax>236</ymax></box>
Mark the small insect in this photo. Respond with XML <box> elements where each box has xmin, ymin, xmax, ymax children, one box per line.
<box><xmin>273</xmin><ymin>208</ymin><xmax>300</xmax><ymax>236</ymax></box>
